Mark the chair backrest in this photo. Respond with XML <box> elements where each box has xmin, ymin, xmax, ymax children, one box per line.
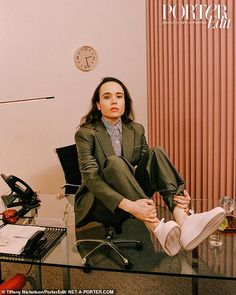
<box><xmin>55</xmin><ymin>144</ymin><xmax>81</xmax><ymax>194</ymax></box>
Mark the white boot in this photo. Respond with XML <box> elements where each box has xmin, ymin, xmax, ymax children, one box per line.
<box><xmin>154</xmin><ymin>218</ymin><xmax>182</xmax><ymax>256</ymax></box>
<box><xmin>180</xmin><ymin>207</ymin><xmax>225</xmax><ymax>250</ymax></box>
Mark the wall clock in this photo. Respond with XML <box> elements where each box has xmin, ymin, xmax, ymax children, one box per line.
<box><xmin>74</xmin><ymin>46</ymin><xmax>97</xmax><ymax>71</ymax></box>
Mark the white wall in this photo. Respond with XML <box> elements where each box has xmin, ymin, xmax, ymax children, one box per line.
<box><xmin>0</xmin><ymin>0</ymin><xmax>147</xmax><ymax>194</ymax></box>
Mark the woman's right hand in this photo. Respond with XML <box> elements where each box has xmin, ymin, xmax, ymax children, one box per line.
<box><xmin>118</xmin><ymin>198</ymin><xmax>158</xmax><ymax>223</ymax></box>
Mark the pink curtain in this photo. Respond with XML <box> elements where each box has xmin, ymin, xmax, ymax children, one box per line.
<box><xmin>146</xmin><ymin>0</ymin><xmax>236</xmax><ymax>210</ymax></box>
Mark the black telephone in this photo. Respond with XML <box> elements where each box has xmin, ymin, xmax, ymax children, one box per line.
<box><xmin>23</xmin><ymin>230</ymin><xmax>47</xmax><ymax>256</ymax></box>
<box><xmin>1</xmin><ymin>174</ymin><xmax>41</xmax><ymax>217</ymax></box>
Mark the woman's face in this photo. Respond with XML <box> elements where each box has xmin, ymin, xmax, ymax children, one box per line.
<box><xmin>97</xmin><ymin>81</ymin><xmax>125</xmax><ymax>124</ymax></box>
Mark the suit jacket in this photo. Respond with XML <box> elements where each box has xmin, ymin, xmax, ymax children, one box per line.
<box><xmin>74</xmin><ymin>119</ymin><xmax>148</xmax><ymax>227</ymax></box>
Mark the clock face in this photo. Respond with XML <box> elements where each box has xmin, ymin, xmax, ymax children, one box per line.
<box><xmin>74</xmin><ymin>46</ymin><xmax>97</xmax><ymax>71</ymax></box>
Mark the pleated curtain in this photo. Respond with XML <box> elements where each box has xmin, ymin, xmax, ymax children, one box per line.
<box><xmin>146</xmin><ymin>0</ymin><xmax>236</xmax><ymax>210</ymax></box>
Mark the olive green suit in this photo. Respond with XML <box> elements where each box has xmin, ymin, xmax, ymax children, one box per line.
<box><xmin>74</xmin><ymin>120</ymin><xmax>185</xmax><ymax>228</ymax></box>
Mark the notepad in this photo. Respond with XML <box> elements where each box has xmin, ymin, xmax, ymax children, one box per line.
<box><xmin>0</xmin><ymin>224</ymin><xmax>46</xmax><ymax>255</ymax></box>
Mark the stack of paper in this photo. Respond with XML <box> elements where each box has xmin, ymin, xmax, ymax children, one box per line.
<box><xmin>0</xmin><ymin>224</ymin><xmax>46</xmax><ymax>255</ymax></box>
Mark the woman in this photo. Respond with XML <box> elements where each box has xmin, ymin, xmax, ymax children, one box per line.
<box><xmin>74</xmin><ymin>77</ymin><xmax>225</xmax><ymax>256</ymax></box>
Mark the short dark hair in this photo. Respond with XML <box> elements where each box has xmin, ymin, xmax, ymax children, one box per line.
<box><xmin>80</xmin><ymin>77</ymin><xmax>135</xmax><ymax>126</ymax></box>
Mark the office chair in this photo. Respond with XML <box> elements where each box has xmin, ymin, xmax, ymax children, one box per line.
<box><xmin>55</xmin><ymin>144</ymin><xmax>81</xmax><ymax>195</ymax></box>
<box><xmin>55</xmin><ymin>144</ymin><xmax>143</xmax><ymax>270</ymax></box>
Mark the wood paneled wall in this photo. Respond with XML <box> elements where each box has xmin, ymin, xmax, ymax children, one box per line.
<box><xmin>146</xmin><ymin>0</ymin><xmax>236</xmax><ymax>209</ymax></box>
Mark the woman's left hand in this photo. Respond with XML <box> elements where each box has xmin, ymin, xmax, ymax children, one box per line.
<box><xmin>174</xmin><ymin>190</ymin><xmax>191</xmax><ymax>213</ymax></box>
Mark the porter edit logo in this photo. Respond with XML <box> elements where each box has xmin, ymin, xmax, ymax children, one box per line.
<box><xmin>163</xmin><ymin>3</ymin><xmax>231</xmax><ymax>29</ymax></box>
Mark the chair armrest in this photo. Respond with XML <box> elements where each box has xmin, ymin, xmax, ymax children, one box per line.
<box><xmin>61</xmin><ymin>183</ymin><xmax>80</xmax><ymax>189</ymax></box>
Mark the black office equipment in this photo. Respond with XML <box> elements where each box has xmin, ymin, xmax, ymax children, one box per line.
<box><xmin>0</xmin><ymin>225</ymin><xmax>66</xmax><ymax>261</ymax></box>
<box><xmin>22</xmin><ymin>230</ymin><xmax>46</xmax><ymax>256</ymax></box>
<box><xmin>0</xmin><ymin>174</ymin><xmax>40</xmax><ymax>216</ymax></box>
<box><xmin>55</xmin><ymin>144</ymin><xmax>143</xmax><ymax>270</ymax></box>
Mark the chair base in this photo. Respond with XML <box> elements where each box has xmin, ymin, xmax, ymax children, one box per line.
<box><xmin>76</xmin><ymin>229</ymin><xmax>143</xmax><ymax>270</ymax></box>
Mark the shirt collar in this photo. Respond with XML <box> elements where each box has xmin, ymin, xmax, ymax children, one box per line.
<box><xmin>102</xmin><ymin>117</ymin><xmax>122</xmax><ymax>132</ymax></box>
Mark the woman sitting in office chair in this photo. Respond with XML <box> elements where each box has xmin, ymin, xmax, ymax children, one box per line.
<box><xmin>74</xmin><ymin>77</ymin><xmax>225</xmax><ymax>257</ymax></box>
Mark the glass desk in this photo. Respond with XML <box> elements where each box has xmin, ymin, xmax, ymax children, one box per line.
<box><xmin>0</xmin><ymin>194</ymin><xmax>235</xmax><ymax>294</ymax></box>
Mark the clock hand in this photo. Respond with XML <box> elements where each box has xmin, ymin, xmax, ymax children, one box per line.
<box><xmin>85</xmin><ymin>56</ymin><xmax>92</xmax><ymax>67</ymax></box>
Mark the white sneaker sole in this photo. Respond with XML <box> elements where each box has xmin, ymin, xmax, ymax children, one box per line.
<box><xmin>164</xmin><ymin>225</ymin><xmax>181</xmax><ymax>256</ymax></box>
<box><xmin>182</xmin><ymin>208</ymin><xmax>225</xmax><ymax>251</ymax></box>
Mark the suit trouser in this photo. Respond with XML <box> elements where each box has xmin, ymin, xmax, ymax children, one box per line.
<box><xmin>90</xmin><ymin>146</ymin><xmax>185</xmax><ymax>223</ymax></box>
